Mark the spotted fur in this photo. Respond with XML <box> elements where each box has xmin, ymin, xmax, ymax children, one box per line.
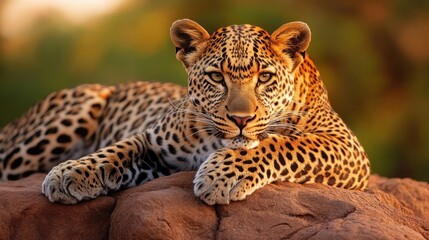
<box><xmin>0</xmin><ymin>19</ymin><xmax>370</xmax><ymax>204</ymax></box>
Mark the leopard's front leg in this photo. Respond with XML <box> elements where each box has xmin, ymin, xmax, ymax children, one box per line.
<box><xmin>194</xmin><ymin>149</ymin><xmax>267</xmax><ymax>205</ymax></box>
<box><xmin>194</xmin><ymin>133</ymin><xmax>370</xmax><ymax>205</ymax></box>
<box><xmin>42</xmin><ymin>133</ymin><xmax>156</xmax><ymax>204</ymax></box>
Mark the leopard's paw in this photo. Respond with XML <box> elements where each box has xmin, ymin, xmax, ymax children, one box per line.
<box><xmin>193</xmin><ymin>149</ymin><xmax>259</xmax><ymax>205</ymax></box>
<box><xmin>42</xmin><ymin>160</ymin><xmax>106</xmax><ymax>204</ymax></box>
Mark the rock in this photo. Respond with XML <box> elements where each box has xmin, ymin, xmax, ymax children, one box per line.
<box><xmin>370</xmin><ymin>175</ymin><xmax>429</xmax><ymax>221</ymax></box>
<box><xmin>216</xmin><ymin>179</ymin><xmax>428</xmax><ymax>240</ymax></box>
<box><xmin>0</xmin><ymin>172</ymin><xmax>428</xmax><ymax>240</ymax></box>
<box><xmin>109</xmin><ymin>172</ymin><xmax>217</xmax><ymax>239</ymax></box>
<box><xmin>0</xmin><ymin>174</ymin><xmax>115</xmax><ymax>240</ymax></box>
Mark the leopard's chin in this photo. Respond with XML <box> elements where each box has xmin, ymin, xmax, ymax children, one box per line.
<box><xmin>221</xmin><ymin>136</ymin><xmax>260</xmax><ymax>150</ymax></box>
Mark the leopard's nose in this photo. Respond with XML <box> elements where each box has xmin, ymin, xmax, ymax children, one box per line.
<box><xmin>227</xmin><ymin>114</ymin><xmax>255</xmax><ymax>130</ymax></box>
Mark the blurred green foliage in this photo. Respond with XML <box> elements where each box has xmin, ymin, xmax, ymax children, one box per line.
<box><xmin>1</xmin><ymin>0</ymin><xmax>428</xmax><ymax>181</ymax></box>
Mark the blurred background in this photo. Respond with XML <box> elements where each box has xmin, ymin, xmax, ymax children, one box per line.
<box><xmin>0</xmin><ymin>0</ymin><xmax>428</xmax><ymax>181</ymax></box>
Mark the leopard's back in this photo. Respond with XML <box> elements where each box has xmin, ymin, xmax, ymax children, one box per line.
<box><xmin>0</xmin><ymin>81</ymin><xmax>185</xmax><ymax>180</ymax></box>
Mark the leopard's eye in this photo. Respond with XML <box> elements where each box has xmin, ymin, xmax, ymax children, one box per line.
<box><xmin>258</xmin><ymin>72</ymin><xmax>274</xmax><ymax>83</ymax></box>
<box><xmin>208</xmin><ymin>72</ymin><xmax>224</xmax><ymax>82</ymax></box>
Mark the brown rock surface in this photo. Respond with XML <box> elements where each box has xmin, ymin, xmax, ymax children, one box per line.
<box><xmin>0</xmin><ymin>172</ymin><xmax>428</xmax><ymax>240</ymax></box>
<box><xmin>0</xmin><ymin>174</ymin><xmax>115</xmax><ymax>240</ymax></box>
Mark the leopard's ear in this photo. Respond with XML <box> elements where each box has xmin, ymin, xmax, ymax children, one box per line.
<box><xmin>170</xmin><ymin>19</ymin><xmax>210</xmax><ymax>70</ymax></box>
<box><xmin>271</xmin><ymin>21</ymin><xmax>311</xmax><ymax>72</ymax></box>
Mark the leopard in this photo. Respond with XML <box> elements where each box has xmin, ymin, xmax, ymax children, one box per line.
<box><xmin>0</xmin><ymin>19</ymin><xmax>370</xmax><ymax>205</ymax></box>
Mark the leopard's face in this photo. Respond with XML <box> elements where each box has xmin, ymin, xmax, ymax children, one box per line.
<box><xmin>171</xmin><ymin>20</ymin><xmax>311</xmax><ymax>149</ymax></box>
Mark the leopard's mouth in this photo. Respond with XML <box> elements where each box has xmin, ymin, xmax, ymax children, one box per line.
<box><xmin>221</xmin><ymin>135</ymin><xmax>260</xmax><ymax>150</ymax></box>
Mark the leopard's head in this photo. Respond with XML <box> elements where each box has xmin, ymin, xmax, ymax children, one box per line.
<box><xmin>170</xmin><ymin>19</ymin><xmax>311</xmax><ymax>149</ymax></box>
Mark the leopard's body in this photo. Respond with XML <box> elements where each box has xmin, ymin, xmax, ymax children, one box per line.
<box><xmin>0</xmin><ymin>20</ymin><xmax>370</xmax><ymax>204</ymax></box>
